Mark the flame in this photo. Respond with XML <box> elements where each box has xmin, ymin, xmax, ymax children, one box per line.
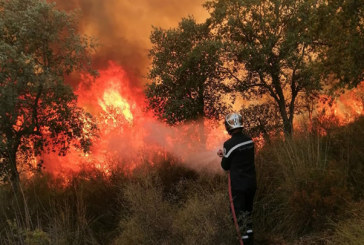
<box><xmin>36</xmin><ymin>62</ymin><xmax>227</xmax><ymax>176</ymax></box>
<box><xmin>99</xmin><ymin>88</ymin><xmax>134</xmax><ymax>124</ymax></box>
<box><xmin>33</xmin><ymin>61</ymin><xmax>363</xmax><ymax>177</ymax></box>
<box><xmin>316</xmin><ymin>82</ymin><xmax>364</xmax><ymax>127</ymax></box>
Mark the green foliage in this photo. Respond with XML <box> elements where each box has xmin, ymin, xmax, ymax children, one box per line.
<box><xmin>205</xmin><ymin>0</ymin><xmax>329</xmax><ymax>135</ymax></box>
<box><xmin>147</xmin><ymin>0</ymin><xmax>363</xmax><ymax>137</ymax></box>
<box><xmin>25</xmin><ymin>229</ymin><xmax>51</xmax><ymax>245</ymax></box>
<box><xmin>0</xmin><ymin>0</ymin><xmax>97</xmax><ymax>189</ymax></box>
<box><xmin>146</xmin><ymin>17</ymin><xmax>228</xmax><ymax>125</ymax></box>
<box><xmin>116</xmin><ymin>173</ymin><xmax>174</xmax><ymax>244</ymax></box>
<box><xmin>4</xmin><ymin>220</ymin><xmax>50</xmax><ymax>245</ymax></box>
<box><xmin>313</xmin><ymin>0</ymin><xmax>364</xmax><ymax>88</ymax></box>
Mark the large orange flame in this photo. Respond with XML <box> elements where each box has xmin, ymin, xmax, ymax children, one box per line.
<box><xmin>315</xmin><ymin>82</ymin><xmax>364</xmax><ymax>129</ymax></box>
<box><xmin>38</xmin><ymin>62</ymin><xmax>227</xmax><ymax>176</ymax></box>
<box><xmin>99</xmin><ymin>88</ymin><xmax>134</xmax><ymax>124</ymax></box>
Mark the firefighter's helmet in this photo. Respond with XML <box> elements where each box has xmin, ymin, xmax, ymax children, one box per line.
<box><xmin>224</xmin><ymin>113</ymin><xmax>243</xmax><ymax>134</ymax></box>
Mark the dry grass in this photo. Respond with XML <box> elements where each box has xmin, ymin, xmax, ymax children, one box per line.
<box><xmin>113</xmin><ymin>168</ymin><xmax>236</xmax><ymax>245</ymax></box>
<box><xmin>328</xmin><ymin>201</ymin><xmax>364</xmax><ymax>245</ymax></box>
<box><xmin>0</xmin><ymin>117</ymin><xmax>363</xmax><ymax>245</ymax></box>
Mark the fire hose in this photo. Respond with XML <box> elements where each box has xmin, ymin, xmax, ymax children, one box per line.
<box><xmin>228</xmin><ymin>172</ymin><xmax>244</xmax><ymax>245</ymax></box>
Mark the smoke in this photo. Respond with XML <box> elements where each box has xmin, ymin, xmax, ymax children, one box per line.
<box><xmin>54</xmin><ymin>0</ymin><xmax>208</xmax><ymax>86</ymax></box>
<box><xmin>141</xmin><ymin>119</ymin><xmax>226</xmax><ymax>172</ymax></box>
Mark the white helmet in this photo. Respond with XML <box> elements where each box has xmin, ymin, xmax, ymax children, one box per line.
<box><xmin>224</xmin><ymin>113</ymin><xmax>243</xmax><ymax>133</ymax></box>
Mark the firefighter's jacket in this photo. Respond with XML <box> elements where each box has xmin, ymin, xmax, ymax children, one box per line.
<box><xmin>221</xmin><ymin>132</ymin><xmax>257</xmax><ymax>191</ymax></box>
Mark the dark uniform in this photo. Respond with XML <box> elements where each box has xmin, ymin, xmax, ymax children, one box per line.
<box><xmin>221</xmin><ymin>131</ymin><xmax>256</xmax><ymax>244</ymax></box>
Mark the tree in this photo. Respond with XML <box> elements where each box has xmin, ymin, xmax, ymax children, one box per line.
<box><xmin>240</xmin><ymin>103</ymin><xmax>281</xmax><ymax>141</ymax></box>
<box><xmin>0</xmin><ymin>0</ymin><xmax>97</xmax><ymax>192</ymax></box>
<box><xmin>205</xmin><ymin>0</ymin><xmax>328</xmax><ymax>136</ymax></box>
<box><xmin>146</xmin><ymin>17</ymin><xmax>228</xmax><ymax>144</ymax></box>
<box><xmin>313</xmin><ymin>0</ymin><xmax>364</xmax><ymax>88</ymax></box>
<box><xmin>205</xmin><ymin>0</ymin><xmax>364</xmax><ymax>137</ymax></box>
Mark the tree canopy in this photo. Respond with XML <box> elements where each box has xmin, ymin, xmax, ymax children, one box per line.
<box><xmin>206</xmin><ymin>0</ymin><xmax>330</xmax><ymax>136</ymax></box>
<box><xmin>313</xmin><ymin>0</ymin><xmax>364</xmax><ymax>88</ymax></box>
<box><xmin>146</xmin><ymin>17</ymin><xmax>228</xmax><ymax>125</ymax></box>
<box><xmin>0</xmin><ymin>0</ymin><xmax>97</xmax><ymax>191</ymax></box>
<box><xmin>146</xmin><ymin>0</ymin><xmax>363</xmax><ymax>137</ymax></box>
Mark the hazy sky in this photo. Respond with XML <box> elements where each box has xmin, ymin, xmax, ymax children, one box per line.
<box><xmin>55</xmin><ymin>0</ymin><xmax>209</xmax><ymax>84</ymax></box>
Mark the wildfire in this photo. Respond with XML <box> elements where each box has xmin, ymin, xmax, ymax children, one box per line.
<box><xmin>315</xmin><ymin>82</ymin><xmax>364</xmax><ymax>127</ymax></box>
<box><xmin>34</xmin><ymin>62</ymin><xmax>363</xmax><ymax>177</ymax></box>
<box><xmin>35</xmin><ymin>62</ymin><xmax>226</xmax><ymax>176</ymax></box>
<box><xmin>99</xmin><ymin>88</ymin><xmax>134</xmax><ymax>124</ymax></box>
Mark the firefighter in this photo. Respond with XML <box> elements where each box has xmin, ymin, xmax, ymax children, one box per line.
<box><xmin>217</xmin><ymin>113</ymin><xmax>257</xmax><ymax>245</ymax></box>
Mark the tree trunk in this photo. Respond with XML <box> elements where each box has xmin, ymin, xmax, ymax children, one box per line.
<box><xmin>270</xmin><ymin>70</ymin><xmax>293</xmax><ymax>137</ymax></box>
<box><xmin>283</xmin><ymin>119</ymin><xmax>293</xmax><ymax>137</ymax></box>
<box><xmin>277</xmin><ymin>100</ymin><xmax>293</xmax><ymax>137</ymax></box>
<box><xmin>8</xmin><ymin>143</ymin><xmax>20</xmax><ymax>195</ymax></box>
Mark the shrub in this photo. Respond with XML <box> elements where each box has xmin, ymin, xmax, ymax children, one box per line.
<box><xmin>288</xmin><ymin>167</ymin><xmax>350</xmax><ymax>230</ymax></box>
<box><xmin>254</xmin><ymin>133</ymin><xmax>352</xmax><ymax>238</ymax></box>
<box><xmin>2</xmin><ymin>220</ymin><xmax>51</xmax><ymax>245</ymax></box>
<box><xmin>113</xmin><ymin>164</ymin><xmax>237</xmax><ymax>245</ymax></box>
<box><xmin>326</xmin><ymin>116</ymin><xmax>364</xmax><ymax>199</ymax></box>
<box><xmin>25</xmin><ymin>229</ymin><xmax>51</xmax><ymax>245</ymax></box>
<box><xmin>328</xmin><ymin>202</ymin><xmax>364</xmax><ymax>245</ymax></box>
<box><xmin>0</xmin><ymin>117</ymin><xmax>362</xmax><ymax>244</ymax></box>
<box><xmin>114</xmin><ymin>173</ymin><xmax>174</xmax><ymax>244</ymax></box>
<box><xmin>0</xmin><ymin>168</ymin><xmax>125</xmax><ymax>245</ymax></box>
<box><xmin>173</xmin><ymin>189</ymin><xmax>235</xmax><ymax>245</ymax></box>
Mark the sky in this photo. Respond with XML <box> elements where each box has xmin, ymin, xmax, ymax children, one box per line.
<box><xmin>55</xmin><ymin>0</ymin><xmax>209</xmax><ymax>85</ymax></box>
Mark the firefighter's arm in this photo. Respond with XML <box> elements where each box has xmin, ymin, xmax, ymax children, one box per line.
<box><xmin>220</xmin><ymin>144</ymin><xmax>231</xmax><ymax>170</ymax></box>
<box><xmin>221</xmin><ymin>156</ymin><xmax>230</xmax><ymax>171</ymax></box>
